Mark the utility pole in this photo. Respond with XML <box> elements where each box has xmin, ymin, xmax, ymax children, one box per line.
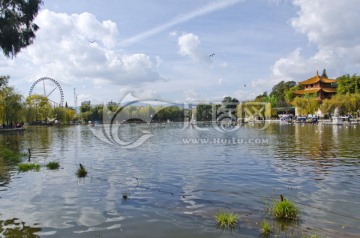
<box><xmin>74</xmin><ymin>88</ymin><xmax>78</xmax><ymax>113</ymax></box>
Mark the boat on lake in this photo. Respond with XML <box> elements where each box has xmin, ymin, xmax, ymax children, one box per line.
<box><xmin>294</xmin><ymin>116</ymin><xmax>318</xmax><ymax>124</ymax></box>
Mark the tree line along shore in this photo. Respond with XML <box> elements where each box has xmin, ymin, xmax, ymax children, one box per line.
<box><xmin>1</xmin><ymin>73</ymin><xmax>360</xmax><ymax>127</ymax></box>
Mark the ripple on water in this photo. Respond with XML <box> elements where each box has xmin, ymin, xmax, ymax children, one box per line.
<box><xmin>0</xmin><ymin>124</ymin><xmax>359</xmax><ymax>237</ymax></box>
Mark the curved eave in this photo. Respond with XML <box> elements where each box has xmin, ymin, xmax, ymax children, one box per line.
<box><xmin>322</xmin><ymin>88</ymin><xmax>337</xmax><ymax>93</ymax></box>
<box><xmin>294</xmin><ymin>88</ymin><xmax>321</xmax><ymax>94</ymax></box>
<box><xmin>299</xmin><ymin>75</ymin><xmax>336</xmax><ymax>85</ymax></box>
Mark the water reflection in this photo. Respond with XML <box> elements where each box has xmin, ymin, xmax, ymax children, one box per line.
<box><xmin>0</xmin><ymin>217</ymin><xmax>42</xmax><ymax>237</ymax></box>
<box><xmin>0</xmin><ymin>124</ymin><xmax>359</xmax><ymax>237</ymax></box>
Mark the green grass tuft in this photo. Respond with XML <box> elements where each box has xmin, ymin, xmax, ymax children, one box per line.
<box><xmin>76</xmin><ymin>165</ymin><xmax>87</xmax><ymax>178</ymax></box>
<box><xmin>18</xmin><ymin>163</ymin><xmax>41</xmax><ymax>172</ymax></box>
<box><xmin>270</xmin><ymin>198</ymin><xmax>300</xmax><ymax>220</ymax></box>
<box><xmin>260</xmin><ymin>220</ymin><xmax>271</xmax><ymax>236</ymax></box>
<box><xmin>46</xmin><ymin>161</ymin><xmax>60</xmax><ymax>170</ymax></box>
<box><xmin>214</xmin><ymin>210</ymin><xmax>239</xmax><ymax>230</ymax></box>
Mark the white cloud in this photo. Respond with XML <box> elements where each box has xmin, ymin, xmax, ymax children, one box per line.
<box><xmin>291</xmin><ymin>0</ymin><xmax>360</xmax><ymax>49</ymax></box>
<box><xmin>178</xmin><ymin>33</ymin><xmax>209</xmax><ymax>62</ymax></box>
<box><xmin>271</xmin><ymin>0</ymin><xmax>360</xmax><ymax>81</ymax></box>
<box><xmin>0</xmin><ymin>10</ymin><xmax>161</xmax><ymax>91</ymax></box>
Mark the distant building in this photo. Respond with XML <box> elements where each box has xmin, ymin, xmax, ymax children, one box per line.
<box><xmin>294</xmin><ymin>71</ymin><xmax>337</xmax><ymax>101</ymax></box>
<box><xmin>81</xmin><ymin>100</ymin><xmax>91</xmax><ymax>106</ymax></box>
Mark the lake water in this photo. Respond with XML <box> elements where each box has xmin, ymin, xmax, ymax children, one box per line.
<box><xmin>0</xmin><ymin>123</ymin><xmax>359</xmax><ymax>237</ymax></box>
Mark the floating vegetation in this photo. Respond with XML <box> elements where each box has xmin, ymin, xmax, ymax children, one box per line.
<box><xmin>0</xmin><ymin>148</ymin><xmax>25</xmax><ymax>164</ymax></box>
<box><xmin>17</xmin><ymin>163</ymin><xmax>41</xmax><ymax>172</ymax></box>
<box><xmin>260</xmin><ymin>220</ymin><xmax>271</xmax><ymax>236</ymax></box>
<box><xmin>46</xmin><ymin>161</ymin><xmax>60</xmax><ymax>170</ymax></box>
<box><xmin>268</xmin><ymin>195</ymin><xmax>300</xmax><ymax>220</ymax></box>
<box><xmin>76</xmin><ymin>163</ymin><xmax>87</xmax><ymax>178</ymax></box>
<box><xmin>214</xmin><ymin>210</ymin><xmax>239</xmax><ymax>230</ymax></box>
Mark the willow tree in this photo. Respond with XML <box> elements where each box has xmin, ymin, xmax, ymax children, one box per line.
<box><xmin>292</xmin><ymin>95</ymin><xmax>319</xmax><ymax>115</ymax></box>
<box><xmin>0</xmin><ymin>0</ymin><xmax>43</xmax><ymax>57</ymax></box>
<box><xmin>0</xmin><ymin>85</ymin><xmax>23</xmax><ymax>125</ymax></box>
<box><xmin>25</xmin><ymin>94</ymin><xmax>52</xmax><ymax>122</ymax></box>
<box><xmin>320</xmin><ymin>93</ymin><xmax>360</xmax><ymax>116</ymax></box>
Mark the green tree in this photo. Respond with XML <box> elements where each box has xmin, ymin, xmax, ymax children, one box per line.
<box><xmin>52</xmin><ymin>107</ymin><xmax>76</xmax><ymax>124</ymax></box>
<box><xmin>25</xmin><ymin>94</ymin><xmax>52</xmax><ymax>122</ymax></box>
<box><xmin>0</xmin><ymin>0</ymin><xmax>43</xmax><ymax>57</ymax></box>
<box><xmin>336</xmin><ymin>74</ymin><xmax>360</xmax><ymax>94</ymax></box>
<box><xmin>80</xmin><ymin>103</ymin><xmax>91</xmax><ymax>121</ymax></box>
<box><xmin>195</xmin><ymin>104</ymin><xmax>213</xmax><ymax>121</ymax></box>
<box><xmin>270</xmin><ymin>81</ymin><xmax>296</xmax><ymax>107</ymax></box>
<box><xmin>321</xmin><ymin>69</ymin><xmax>328</xmax><ymax>78</ymax></box>
<box><xmin>292</xmin><ymin>95</ymin><xmax>319</xmax><ymax>115</ymax></box>
<box><xmin>284</xmin><ymin>84</ymin><xmax>303</xmax><ymax>104</ymax></box>
<box><xmin>254</xmin><ymin>91</ymin><xmax>267</xmax><ymax>102</ymax></box>
<box><xmin>0</xmin><ymin>85</ymin><xmax>23</xmax><ymax>125</ymax></box>
<box><xmin>0</xmin><ymin>75</ymin><xmax>9</xmax><ymax>87</ymax></box>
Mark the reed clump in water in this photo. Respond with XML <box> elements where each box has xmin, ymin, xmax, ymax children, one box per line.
<box><xmin>214</xmin><ymin>210</ymin><xmax>239</xmax><ymax>230</ymax></box>
<box><xmin>76</xmin><ymin>163</ymin><xmax>87</xmax><ymax>178</ymax></box>
<box><xmin>46</xmin><ymin>161</ymin><xmax>60</xmax><ymax>170</ymax></box>
<box><xmin>18</xmin><ymin>163</ymin><xmax>41</xmax><ymax>172</ymax></box>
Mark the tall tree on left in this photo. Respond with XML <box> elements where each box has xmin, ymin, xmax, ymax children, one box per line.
<box><xmin>0</xmin><ymin>0</ymin><xmax>43</xmax><ymax>57</ymax></box>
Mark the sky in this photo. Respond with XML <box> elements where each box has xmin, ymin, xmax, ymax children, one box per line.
<box><xmin>1</xmin><ymin>0</ymin><xmax>360</xmax><ymax>107</ymax></box>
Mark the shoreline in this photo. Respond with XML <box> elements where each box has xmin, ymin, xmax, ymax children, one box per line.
<box><xmin>0</xmin><ymin>128</ymin><xmax>26</xmax><ymax>134</ymax></box>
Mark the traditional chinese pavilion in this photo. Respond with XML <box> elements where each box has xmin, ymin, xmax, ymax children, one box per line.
<box><xmin>294</xmin><ymin>71</ymin><xmax>337</xmax><ymax>101</ymax></box>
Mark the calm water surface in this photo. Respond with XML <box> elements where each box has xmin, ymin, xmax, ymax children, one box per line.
<box><xmin>0</xmin><ymin>123</ymin><xmax>359</xmax><ymax>237</ymax></box>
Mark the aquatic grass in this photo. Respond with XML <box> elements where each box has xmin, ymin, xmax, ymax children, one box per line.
<box><xmin>17</xmin><ymin>163</ymin><xmax>41</xmax><ymax>172</ymax></box>
<box><xmin>260</xmin><ymin>220</ymin><xmax>271</xmax><ymax>236</ymax></box>
<box><xmin>76</xmin><ymin>163</ymin><xmax>87</xmax><ymax>178</ymax></box>
<box><xmin>269</xmin><ymin>196</ymin><xmax>300</xmax><ymax>220</ymax></box>
<box><xmin>214</xmin><ymin>210</ymin><xmax>239</xmax><ymax>230</ymax></box>
<box><xmin>46</xmin><ymin>161</ymin><xmax>60</xmax><ymax>170</ymax></box>
<box><xmin>0</xmin><ymin>148</ymin><xmax>25</xmax><ymax>164</ymax></box>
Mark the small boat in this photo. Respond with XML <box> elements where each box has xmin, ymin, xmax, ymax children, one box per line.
<box><xmin>294</xmin><ymin>116</ymin><xmax>318</xmax><ymax>124</ymax></box>
<box><xmin>279</xmin><ymin>114</ymin><xmax>293</xmax><ymax>123</ymax></box>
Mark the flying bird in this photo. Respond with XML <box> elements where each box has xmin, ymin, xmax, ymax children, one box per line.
<box><xmin>88</xmin><ymin>40</ymin><xmax>95</xmax><ymax>44</ymax></box>
<box><xmin>209</xmin><ymin>53</ymin><xmax>215</xmax><ymax>58</ymax></box>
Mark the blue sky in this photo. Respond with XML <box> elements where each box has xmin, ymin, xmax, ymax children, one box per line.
<box><xmin>1</xmin><ymin>0</ymin><xmax>360</xmax><ymax>106</ymax></box>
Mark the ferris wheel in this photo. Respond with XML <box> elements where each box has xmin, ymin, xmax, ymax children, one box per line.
<box><xmin>29</xmin><ymin>77</ymin><xmax>64</xmax><ymax>107</ymax></box>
